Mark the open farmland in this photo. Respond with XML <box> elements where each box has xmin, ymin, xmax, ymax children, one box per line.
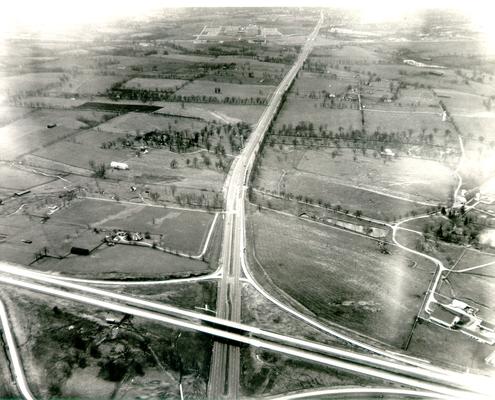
<box><xmin>364</xmin><ymin>109</ymin><xmax>449</xmax><ymax>142</ymax></box>
<box><xmin>95</xmin><ymin>112</ymin><xmax>207</xmax><ymax>134</ymax></box>
<box><xmin>0</xmin><ymin>214</ymin><xmax>104</xmax><ymax>265</ymax></box>
<box><xmin>296</xmin><ymin>148</ymin><xmax>456</xmax><ymax>203</ymax></box>
<box><xmin>0</xmin><ymin>109</ymin><xmax>115</xmax><ymax>160</ymax></box>
<box><xmin>284</xmin><ymin>174</ymin><xmax>431</xmax><ymax>221</ymax></box>
<box><xmin>407</xmin><ymin>321</ymin><xmax>494</xmax><ymax>373</ymax></box>
<box><xmin>310</xmin><ymin>44</ymin><xmax>382</xmax><ymax>64</ymax></box>
<box><xmin>56</xmin><ymin>74</ymin><xmax>125</xmax><ymax>95</ymax></box>
<box><xmin>0</xmin><ymin>106</ymin><xmax>33</xmax><ymax>126</ymax></box>
<box><xmin>31</xmin><ymin>244</ymin><xmax>210</xmax><ymax>278</ymax></box>
<box><xmin>0</xmin><ymin>72</ymin><xmax>64</xmax><ymax>94</ymax></box>
<box><xmin>248</xmin><ymin>207</ymin><xmax>436</xmax><ymax>347</ymax></box>
<box><xmin>32</xmin><ymin>130</ymin><xmax>131</xmax><ymax>170</ymax></box>
<box><xmin>254</xmin><ymin>147</ymin><xmax>436</xmax><ymax>220</ymax></box>
<box><xmin>274</xmin><ymin>100</ymin><xmax>362</xmax><ymax>131</ymax></box>
<box><xmin>127</xmin><ymin>150</ymin><xmax>227</xmax><ymax>191</ymax></box>
<box><xmin>155</xmin><ymin>102</ymin><xmax>265</xmax><ymax>124</ymax></box>
<box><xmin>453</xmin><ymin>115</ymin><xmax>495</xmax><ymax>143</ymax></box>
<box><xmin>50</xmin><ymin>198</ymin><xmax>216</xmax><ymax>255</ymax></box>
<box><xmin>435</xmin><ymin>89</ymin><xmax>491</xmax><ymax>115</ymax></box>
<box><xmin>291</xmin><ymin>70</ymin><xmax>357</xmax><ymax>99</ymax></box>
<box><xmin>122</xmin><ymin>77</ymin><xmax>187</xmax><ymax>91</ymax></box>
<box><xmin>175</xmin><ymin>80</ymin><xmax>275</xmax><ymax>101</ymax></box>
<box><xmin>0</xmin><ymin>164</ymin><xmax>55</xmax><ymax>191</ymax></box>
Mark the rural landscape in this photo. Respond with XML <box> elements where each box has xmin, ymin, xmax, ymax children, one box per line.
<box><xmin>1</xmin><ymin>3</ymin><xmax>495</xmax><ymax>400</ymax></box>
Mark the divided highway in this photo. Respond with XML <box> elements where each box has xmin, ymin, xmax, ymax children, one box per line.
<box><xmin>208</xmin><ymin>11</ymin><xmax>324</xmax><ymax>399</ymax></box>
<box><xmin>0</xmin><ymin>264</ymin><xmax>490</xmax><ymax>400</ymax></box>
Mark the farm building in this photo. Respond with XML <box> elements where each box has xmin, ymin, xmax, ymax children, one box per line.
<box><xmin>110</xmin><ymin>161</ymin><xmax>129</xmax><ymax>170</ymax></box>
<box><xmin>70</xmin><ymin>246</ymin><xmax>90</xmax><ymax>256</ymax></box>
<box><xmin>429</xmin><ymin>303</ymin><xmax>461</xmax><ymax>329</ymax></box>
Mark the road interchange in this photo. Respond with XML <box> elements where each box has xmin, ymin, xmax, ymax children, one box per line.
<box><xmin>0</xmin><ymin>262</ymin><xmax>491</xmax><ymax>400</ymax></box>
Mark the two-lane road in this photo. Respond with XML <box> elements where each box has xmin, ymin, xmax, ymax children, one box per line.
<box><xmin>208</xmin><ymin>11</ymin><xmax>324</xmax><ymax>399</ymax></box>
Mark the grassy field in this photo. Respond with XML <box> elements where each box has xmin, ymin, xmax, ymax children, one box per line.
<box><xmin>155</xmin><ymin>102</ymin><xmax>265</xmax><ymax>124</ymax></box>
<box><xmin>453</xmin><ymin>115</ymin><xmax>495</xmax><ymax>143</ymax></box>
<box><xmin>0</xmin><ymin>106</ymin><xmax>33</xmax><ymax>126</ymax></box>
<box><xmin>0</xmin><ymin>214</ymin><xmax>103</xmax><ymax>265</ymax></box>
<box><xmin>255</xmin><ymin>147</ymin><xmax>434</xmax><ymax>220</ymax></box>
<box><xmin>0</xmin><ymin>72</ymin><xmax>63</xmax><ymax>93</ymax></box>
<box><xmin>248</xmin><ymin>207</ymin><xmax>436</xmax><ymax>347</ymax></box>
<box><xmin>32</xmin><ymin>244</ymin><xmax>210</xmax><ymax>278</ymax></box>
<box><xmin>435</xmin><ymin>89</ymin><xmax>490</xmax><ymax>114</ymax></box>
<box><xmin>0</xmin><ymin>109</ymin><xmax>115</xmax><ymax>160</ymax></box>
<box><xmin>274</xmin><ymin>99</ymin><xmax>362</xmax><ymax>131</ymax></box>
<box><xmin>364</xmin><ymin>109</ymin><xmax>449</xmax><ymax>140</ymax></box>
<box><xmin>175</xmin><ymin>80</ymin><xmax>275</xmax><ymax>101</ymax></box>
<box><xmin>32</xmin><ymin>127</ymin><xmax>134</xmax><ymax>171</ymax></box>
<box><xmin>123</xmin><ymin>77</ymin><xmax>187</xmax><ymax>91</ymax></box>
<box><xmin>310</xmin><ymin>44</ymin><xmax>382</xmax><ymax>63</ymax></box>
<box><xmin>57</xmin><ymin>74</ymin><xmax>125</xmax><ymax>95</ymax></box>
<box><xmin>95</xmin><ymin>112</ymin><xmax>207</xmax><ymax>134</ymax></box>
<box><xmin>296</xmin><ymin>148</ymin><xmax>456</xmax><ymax>203</ymax></box>
<box><xmin>51</xmin><ymin>198</ymin><xmax>216</xmax><ymax>255</ymax></box>
<box><xmin>241</xmin><ymin>347</ymin><xmax>383</xmax><ymax>397</ymax></box>
<box><xmin>408</xmin><ymin>320</ymin><xmax>495</xmax><ymax>374</ymax></box>
<box><xmin>0</xmin><ymin>164</ymin><xmax>54</xmax><ymax>191</ymax></box>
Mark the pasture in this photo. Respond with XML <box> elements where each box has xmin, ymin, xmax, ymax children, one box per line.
<box><xmin>32</xmin><ymin>245</ymin><xmax>210</xmax><ymax>278</ymax></box>
<box><xmin>155</xmin><ymin>102</ymin><xmax>265</xmax><ymax>125</ymax></box>
<box><xmin>175</xmin><ymin>80</ymin><xmax>275</xmax><ymax>101</ymax></box>
<box><xmin>0</xmin><ymin>106</ymin><xmax>32</xmax><ymax>126</ymax></box>
<box><xmin>408</xmin><ymin>321</ymin><xmax>494</xmax><ymax>373</ymax></box>
<box><xmin>274</xmin><ymin>99</ymin><xmax>362</xmax><ymax>131</ymax></box>
<box><xmin>123</xmin><ymin>77</ymin><xmax>187</xmax><ymax>91</ymax></box>
<box><xmin>296</xmin><ymin>148</ymin><xmax>456</xmax><ymax>203</ymax></box>
<box><xmin>248</xmin><ymin>207</ymin><xmax>436</xmax><ymax>347</ymax></box>
<box><xmin>57</xmin><ymin>74</ymin><xmax>125</xmax><ymax>95</ymax></box>
<box><xmin>0</xmin><ymin>72</ymin><xmax>63</xmax><ymax>94</ymax></box>
<box><xmin>51</xmin><ymin>198</ymin><xmax>216</xmax><ymax>255</ymax></box>
<box><xmin>453</xmin><ymin>115</ymin><xmax>495</xmax><ymax>143</ymax></box>
<box><xmin>33</xmin><ymin>134</ymin><xmax>131</xmax><ymax>171</ymax></box>
<box><xmin>0</xmin><ymin>109</ymin><xmax>114</xmax><ymax>160</ymax></box>
<box><xmin>364</xmin><ymin>109</ymin><xmax>452</xmax><ymax>145</ymax></box>
<box><xmin>0</xmin><ymin>164</ymin><xmax>54</xmax><ymax>191</ymax></box>
<box><xmin>284</xmin><ymin>174</ymin><xmax>431</xmax><ymax>221</ymax></box>
<box><xmin>95</xmin><ymin>112</ymin><xmax>207</xmax><ymax>135</ymax></box>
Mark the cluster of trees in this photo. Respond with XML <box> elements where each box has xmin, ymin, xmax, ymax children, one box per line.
<box><xmin>174</xmin><ymin>191</ymin><xmax>224</xmax><ymax>209</ymax></box>
<box><xmin>89</xmin><ymin>160</ymin><xmax>106</xmax><ymax>178</ymax></box>
<box><xmin>251</xmin><ymin>186</ymin><xmax>441</xmax><ymax>223</ymax></box>
<box><xmin>168</xmin><ymin>94</ymin><xmax>268</xmax><ymax>106</ymax></box>
<box><xmin>170</xmin><ymin>151</ymin><xmax>229</xmax><ymax>172</ymax></box>
<box><xmin>268</xmin><ymin>121</ymin><xmax>456</xmax><ymax>150</ymax></box>
<box><xmin>101</xmin><ymin>121</ymin><xmax>250</xmax><ymax>155</ymax></box>
<box><xmin>421</xmin><ymin>208</ymin><xmax>483</xmax><ymax>247</ymax></box>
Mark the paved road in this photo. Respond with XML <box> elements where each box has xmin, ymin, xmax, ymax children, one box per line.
<box><xmin>0</xmin><ymin>300</ymin><xmax>35</xmax><ymax>400</ymax></box>
<box><xmin>0</xmin><ymin>267</ymin><xmax>489</xmax><ymax>400</ymax></box>
<box><xmin>208</xmin><ymin>11</ymin><xmax>325</xmax><ymax>399</ymax></box>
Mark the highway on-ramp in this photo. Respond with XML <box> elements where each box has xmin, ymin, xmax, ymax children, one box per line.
<box><xmin>0</xmin><ymin>264</ymin><xmax>491</xmax><ymax>400</ymax></box>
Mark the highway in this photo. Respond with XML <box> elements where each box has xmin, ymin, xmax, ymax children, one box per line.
<box><xmin>1</xmin><ymin>260</ymin><xmax>491</xmax><ymax>393</ymax></box>
<box><xmin>0</xmin><ymin>299</ymin><xmax>35</xmax><ymax>400</ymax></box>
<box><xmin>0</xmin><ymin>268</ymin><xmax>490</xmax><ymax>400</ymax></box>
<box><xmin>208</xmin><ymin>11</ymin><xmax>324</xmax><ymax>399</ymax></box>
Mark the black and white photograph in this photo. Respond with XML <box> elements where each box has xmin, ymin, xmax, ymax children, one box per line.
<box><xmin>0</xmin><ymin>1</ymin><xmax>494</xmax><ymax>398</ymax></box>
